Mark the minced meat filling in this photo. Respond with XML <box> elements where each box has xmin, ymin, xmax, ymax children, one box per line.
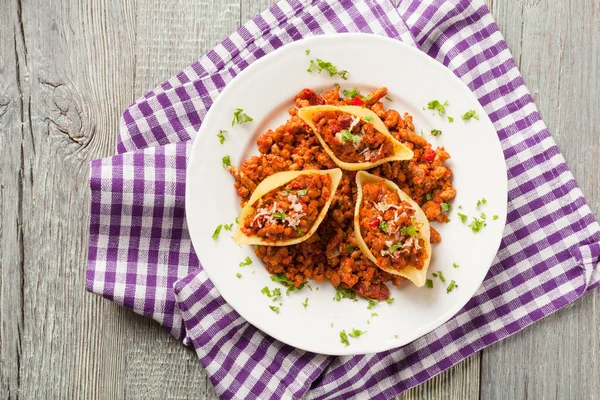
<box><xmin>358</xmin><ymin>181</ymin><xmax>426</xmax><ymax>272</ymax></box>
<box><xmin>229</xmin><ymin>86</ymin><xmax>456</xmax><ymax>300</ymax></box>
<box><xmin>242</xmin><ymin>174</ymin><xmax>331</xmax><ymax>241</ymax></box>
<box><xmin>312</xmin><ymin>110</ymin><xmax>394</xmax><ymax>163</ymax></box>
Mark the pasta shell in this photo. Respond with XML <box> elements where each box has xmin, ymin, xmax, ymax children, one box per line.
<box><xmin>297</xmin><ymin>105</ymin><xmax>414</xmax><ymax>171</ymax></box>
<box><xmin>233</xmin><ymin>169</ymin><xmax>343</xmax><ymax>246</ymax></box>
<box><xmin>354</xmin><ymin>171</ymin><xmax>431</xmax><ymax>287</ymax></box>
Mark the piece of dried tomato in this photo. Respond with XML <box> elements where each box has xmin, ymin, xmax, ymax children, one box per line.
<box><xmin>351</xmin><ymin>97</ymin><xmax>365</xmax><ymax>106</ymax></box>
<box><xmin>423</xmin><ymin>149</ymin><xmax>436</xmax><ymax>163</ymax></box>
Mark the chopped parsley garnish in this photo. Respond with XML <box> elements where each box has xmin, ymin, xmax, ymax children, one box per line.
<box><xmin>458</xmin><ymin>205</ymin><xmax>463</xmax><ymax>209</ymax></box>
<box><xmin>363</xmin><ymin>116</ymin><xmax>374</xmax><ymax>122</ymax></box>
<box><xmin>371</xmin><ymin>313</ymin><xmax>378</xmax><ymax>317</ymax></box>
<box><xmin>271</xmin><ymin>273</ymin><xmax>294</xmax><ymax>286</ymax></box>
<box><xmin>481</xmin><ymin>212</ymin><xmax>487</xmax><ymax>220</ymax></box>
<box><xmin>458</xmin><ymin>213</ymin><xmax>468</xmax><ymax>223</ymax></box>
<box><xmin>367</xmin><ymin>299</ymin><xmax>378</xmax><ymax>310</ymax></box>
<box><xmin>446</xmin><ymin>280</ymin><xmax>458</xmax><ymax>293</ymax></box>
<box><xmin>236</xmin><ymin>273</ymin><xmax>242</xmax><ymax>279</ymax></box>
<box><xmin>296</xmin><ymin>227</ymin><xmax>304</xmax><ymax>236</ymax></box>
<box><xmin>342</xmin><ymin>88</ymin><xmax>359</xmax><ymax>98</ymax></box>
<box><xmin>235</xmin><ymin>216</ymin><xmax>240</xmax><ymax>224</ymax></box>
<box><xmin>388</xmin><ymin>243</ymin><xmax>403</xmax><ymax>253</ymax></box>
<box><xmin>297</xmin><ymin>188</ymin><xmax>308</xmax><ymax>196</ymax></box>
<box><xmin>468</xmin><ymin>215</ymin><xmax>486</xmax><ymax>233</ymax></box>
<box><xmin>386</xmin><ymin>297</ymin><xmax>394</xmax><ymax>304</ymax></box>
<box><xmin>420</xmin><ymin>129</ymin><xmax>424</xmax><ymax>137</ymax></box>
<box><xmin>441</xmin><ymin>202</ymin><xmax>451</xmax><ymax>212</ymax></box>
<box><xmin>232</xmin><ymin>108</ymin><xmax>253</xmax><ymax>126</ymax></box>
<box><xmin>330</xmin><ymin>323</ymin><xmax>334</xmax><ymax>328</ymax></box>
<box><xmin>453</xmin><ymin>262</ymin><xmax>460</xmax><ymax>269</ymax></box>
<box><xmin>223</xmin><ymin>223</ymin><xmax>234</xmax><ymax>231</ymax></box>
<box><xmin>493</xmin><ymin>215</ymin><xmax>499</xmax><ymax>220</ymax></box>
<box><xmin>448</xmin><ymin>116</ymin><xmax>454</xmax><ymax>123</ymax></box>
<box><xmin>273</xmin><ymin>211</ymin><xmax>287</xmax><ymax>221</ymax></box>
<box><xmin>461</xmin><ymin>109</ymin><xmax>479</xmax><ymax>121</ymax></box>
<box><xmin>432</xmin><ymin>273</ymin><xmax>438</xmax><ymax>277</ymax></box>
<box><xmin>302</xmin><ymin>298</ymin><xmax>309</xmax><ymax>308</ymax></box>
<box><xmin>348</xmin><ymin>329</ymin><xmax>366</xmax><ymax>338</ymax></box>
<box><xmin>476</xmin><ymin>198</ymin><xmax>487</xmax><ymax>208</ymax></box>
<box><xmin>400</xmin><ymin>225</ymin><xmax>418</xmax><ymax>237</ymax></box>
<box><xmin>285</xmin><ymin>282</ymin><xmax>306</xmax><ymax>296</ymax></box>
<box><xmin>437</xmin><ymin>271</ymin><xmax>446</xmax><ymax>283</ymax></box>
<box><xmin>384</xmin><ymin>96</ymin><xmax>393</xmax><ymax>101</ymax></box>
<box><xmin>212</xmin><ymin>225</ymin><xmax>223</xmax><ymax>240</ymax></box>
<box><xmin>269</xmin><ymin>305</ymin><xmax>280</xmax><ymax>314</ymax></box>
<box><xmin>341</xmin><ymin>129</ymin><xmax>361</xmax><ymax>144</ymax></box>
<box><xmin>426</xmin><ymin>279</ymin><xmax>434</xmax><ymax>288</ymax></box>
<box><xmin>379</xmin><ymin>221</ymin><xmax>389</xmax><ymax>233</ymax></box>
<box><xmin>222</xmin><ymin>155</ymin><xmax>232</xmax><ymax>168</ymax></box>
<box><xmin>426</xmin><ymin>193</ymin><xmax>433</xmax><ymax>201</ymax></box>
<box><xmin>427</xmin><ymin>100</ymin><xmax>449</xmax><ymax>115</ymax></box>
<box><xmin>333</xmin><ymin>286</ymin><xmax>356</xmax><ymax>302</ymax></box>
<box><xmin>340</xmin><ymin>330</ymin><xmax>350</xmax><ymax>346</ymax></box>
<box><xmin>305</xmin><ymin>49</ymin><xmax>310</xmax><ymax>55</ymax></box>
<box><xmin>346</xmin><ymin>245</ymin><xmax>355</xmax><ymax>254</ymax></box>
<box><xmin>394</xmin><ymin>334</ymin><xmax>399</xmax><ymax>339</ymax></box>
<box><xmin>307</xmin><ymin>58</ymin><xmax>349</xmax><ymax>80</ymax></box>
<box><xmin>261</xmin><ymin>286</ymin><xmax>277</xmax><ymax>298</ymax></box>
<box><xmin>431</xmin><ymin>129</ymin><xmax>442</xmax><ymax>136</ymax></box>
<box><xmin>217</xmin><ymin>130</ymin><xmax>227</xmax><ymax>144</ymax></box>
<box><xmin>239</xmin><ymin>256</ymin><xmax>252</xmax><ymax>267</ymax></box>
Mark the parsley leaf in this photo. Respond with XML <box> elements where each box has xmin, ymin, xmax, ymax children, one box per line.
<box><xmin>458</xmin><ymin>213</ymin><xmax>468</xmax><ymax>223</ymax></box>
<box><xmin>363</xmin><ymin>116</ymin><xmax>374</xmax><ymax>122</ymax></box>
<box><xmin>426</xmin><ymin>279</ymin><xmax>434</xmax><ymax>288</ymax></box>
<box><xmin>427</xmin><ymin>100</ymin><xmax>449</xmax><ymax>115</ymax></box>
<box><xmin>400</xmin><ymin>225</ymin><xmax>418</xmax><ymax>237</ymax></box>
<box><xmin>468</xmin><ymin>216</ymin><xmax>486</xmax><ymax>233</ymax></box>
<box><xmin>223</xmin><ymin>223</ymin><xmax>234</xmax><ymax>231</ymax></box>
<box><xmin>285</xmin><ymin>282</ymin><xmax>306</xmax><ymax>296</ymax></box>
<box><xmin>431</xmin><ymin>129</ymin><xmax>442</xmax><ymax>136</ymax></box>
<box><xmin>461</xmin><ymin>109</ymin><xmax>479</xmax><ymax>121</ymax></box>
<box><xmin>342</xmin><ymin>88</ymin><xmax>360</xmax><ymax>98</ymax></box>
<box><xmin>426</xmin><ymin>193</ymin><xmax>433</xmax><ymax>201</ymax></box>
<box><xmin>386</xmin><ymin>297</ymin><xmax>394</xmax><ymax>304</ymax></box>
<box><xmin>296</xmin><ymin>227</ymin><xmax>304</xmax><ymax>236</ymax></box>
<box><xmin>448</xmin><ymin>116</ymin><xmax>454</xmax><ymax>123</ymax></box>
<box><xmin>236</xmin><ymin>273</ymin><xmax>242</xmax><ymax>279</ymax></box>
<box><xmin>348</xmin><ymin>328</ymin><xmax>366</xmax><ymax>338</ymax></box>
<box><xmin>333</xmin><ymin>286</ymin><xmax>356</xmax><ymax>302</ymax></box>
<box><xmin>476</xmin><ymin>198</ymin><xmax>487</xmax><ymax>208</ymax></box>
<box><xmin>235</xmin><ymin>216</ymin><xmax>240</xmax><ymax>224</ymax></box>
<box><xmin>367</xmin><ymin>299</ymin><xmax>378</xmax><ymax>310</ymax></box>
<box><xmin>340</xmin><ymin>330</ymin><xmax>350</xmax><ymax>346</ymax></box>
<box><xmin>493</xmin><ymin>215</ymin><xmax>499</xmax><ymax>220</ymax></box>
<box><xmin>222</xmin><ymin>155</ymin><xmax>232</xmax><ymax>168</ymax></box>
<box><xmin>297</xmin><ymin>188</ymin><xmax>308</xmax><ymax>196</ymax></box>
<box><xmin>441</xmin><ymin>202</ymin><xmax>451</xmax><ymax>213</ymax></box>
<box><xmin>341</xmin><ymin>130</ymin><xmax>361</xmax><ymax>144</ymax></box>
<box><xmin>308</xmin><ymin>58</ymin><xmax>349</xmax><ymax>80</ymax></box>
<box><xmin>379</xmin><ymin>221</ymin><xmax>389</xmax><ymax>233</ymax></box>
<box><xmin>446</xmin><ymin>280</ymin><xmax>458</xmax><ymax>293</ymax></box>
<box><xmin>270</xmin><ymin>273</ymin><xmax>294</xmax><ymax>286</ymax></box>
<box><xmin>453</xmin><ymin>262</ymin><xmax>460</xmax><ymax>269</ymax></box>
<box><xmin>217</xmin><ymin>129</ymin><xmax>227</xmax><ymax>144</ymax></box>
<box><xmin>261</xmin><ymin>286</ymin><xmax>273</xmax><ymax>297</ymax></box>
<box><xmin>239</xmin><ymin>256</ymin><xmax>252</xmax><ymax>267</ymax></box>
<box><xmin>371</xmin><ymin>313</ymin><xmax>378</xmax><ymax>317</ymax></box>
<box><xmin>346</xmin><ymin>245</ymin><xmax>355</xmax><ymax>254</ymax></box>
<box><xmin>232</xmin><ymin>108</ymin><xmax>253</xmax><ymax>126</ymax></box>
<box><xmin>305</xmin><ymin>49</ymin><xmax>310</xmax><ymax>55</ymax></box>
<box><xmin>437</xmin><ymin>271</ymin><xmax>446</xmax><ymax>283</ymax></box>
<box><xmin>302</xmin><ymin>298</ymin><xmax>309</xmax><ymax>308</ymax></box>
<box><xmin>273</xmin><ymin>211</ymin><xmax>287</xmax><ymax>221</ymax></box>
<box><xmin>388</xmin><ymin>243</ymin><xmax>403</xmax><ymax>253</ymax></box>
<box><xmin>212</xmin><ymin>225</ymin><xmax>223</xmax><ymax>240</ymax></box>
<box><xmin>269</xmin><ymin>305</ymin><xmax>280</xmax><ymax>314</ymax></box>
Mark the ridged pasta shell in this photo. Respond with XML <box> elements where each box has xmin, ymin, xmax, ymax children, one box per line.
<box><xmin>233</xmin><ymin>169</ymin><xmax>343</xmax><ymax>246</ymax></box>
<box><xmin>354</xmin><ymin>171</ymin><xmax>431</xmax><ymax>287</ymax></box>
<box><xmin>297</xmin><ymin>105</ymin><xmax>414</xmax><ymax>171</ymax></box>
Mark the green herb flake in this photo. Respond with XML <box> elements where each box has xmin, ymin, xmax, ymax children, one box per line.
<box><xmin>379</xmin><ymin>221</ymin><xmax>389</xmax><ymax>234</ymax></box>
<box><xmin>441</xmin><ymin>202</ymin><xmax>451</xmax><ymax>213</ymax></box>
<box><xmin>448</xmin><ymin>116</ymin><xmax>454</xmax><ymax>123</ymax></box>
<box><xmin>273</xmin><ymin>211</ymin><xmax>287</xmax><ymax>221</ymax></box>
<box><xmin>232</xmin><ymin>108</ymin><xmax>254</xmax><ymax>126</ymax></box>
<box><xmin>217</xmin><ymin>130</ymin><xmax>227</xmax><ymax>144</ymax></box>
<box><xmin>371</xmin><ymin>313</ymin><xmax>378</xmax><ymax>317</ymax></box>
<box><xmin>426</xmin><ymin>279</ymin><xmax>434</xmax><ymax>288</ymax></box>
<box><xmin>432</xmin><ymin>273</ymin><xmax>438</xmax><ymax>278</ymax></box>
<box><xmin>427</xmin><ymin>100</ymin><xmax>449</xmax><ymax>115</ymax></box>
<box><xmin>261</xmin><ymin>286</ymin><xmax>272</xmax><ymax>297</ymax></box>
<box><xmin>468</xmin><ymin>216</ymin><xmax>486</xmax><ymax>233</ymax></box>
<box><xmin>330</xmin><ymin>323</ymin><xmax>334</xmax><ymax>328</ymax></box>
<box><xmin>453</xmin><ymin>262</ymin><xmax>460</xmax><ymax>269</ymax></box>
<box><xmin>212</xmin><ymin>225</ymin><xmax>223</xmax><ymax>240</ymax></box>
<box><xmin>305</xmin><ymin>49</ymin><xmax>310</xmax><ymax>55</ymax></box>
<box><xmin>348</xmin><ymin>328</ymin><xmax>366</xmax><ymax>338</ymax></box>
<box><xmin>458</xmin><ymin>213</ymin><xmax>468</xmax><ymax>224</ymax></box>
<box><xmin>236</xmin><ymin>273</ymin><xmax>242</xmax><ymax>279</ymax></box>
<box><xmin>342</xmin><ymin>87</ymin><xmax>360</xmax><ymax>98</ymax></box>
<box><xmin>308</xmin><ymin>58</ymin><xmax>349</xmax><ymax>80</ymax></box>
<box><xmin>222</xmin><ymin>155</ymin><xmax>232</xmax><ymax>168</ymax></box>
<box><xmin>384</xmin><ymin>96</ymin><xmax>393</xmax><ymax>101</ymax></box>
<box><xmin>235</xmin><ymin>216</ymin><xmax>240</xmax><ymax>224</ymax></box>
<box><xmin>223</xmin><ymin>223</ymin><xmax>234</xmax><ymax>231</ymax></box>
<box><xmin>296</xmin><ymin>227</ymin><xmax>304</xmax><ymax>236</ymax></box>
<box><xmin>493</xmin><ymin>215</ymin><xmax>499</xmax><ymax>220</ymax></box>
<box><xmin>426</xmin><ymin>193</ymin><xmax>433</xmax><ymax>201</ymax></box>
<box><xmin>346</xmin><ymin>245</ymin><xmax>355</xmax><ymax>254</ymax></box>
<box><xmin>386</xmin><ymin>297</ymin><xmax>395</xmax><ymax>305</ymax></box>
<box><xmin>340</xmin><ymin>330</ymin><xmax>350</xmax><ymax>346</ymax></box>
<box><xmin>269</xmin><ymin>305</ymin><xmax>280</xmax><ymax>314</ymax></box>
<box><xmin>270</xmin><ymin>273</ymin><xmax>294</xmax><ymax>286</ymax></box>
<box><xmin>333</xmin><ymin>286</ymin><xmax>356</xmax><ymax>302</ymax></box>
<box><xmin>447</xmin><ymin>280</ymin><xmax>458</xmax><ymax>293</ymax></box>
<box><xmin>400</xmin><ymin>225</ymin><xmax>418</xmax><ymax>237</ymax></box>
<box><xmin>367</xmin><ymin>299</ymin><xmax>378</xmax><ymax>310</ymax></box>
<box><xmin>420</xmin><ymin>129</ymin><xmax>424</xmax><ymax>137</ymax></box>
<box><xmin>394</xmin><ymin>334</ymin><xmax>399</xmax><ymax>339</ymax></box>
<box><xmin>239</xmin><ymin>256</ymin><xmax>252</xmax><ymax>267</ymax></box>
<box><xmin>431</xmin><ymin>129</ymin><xmax>442</xmax><ymax>136</ymax></box>
<box><xmin>302</xmin><ymin>298</ymin><xmax>309</xmax><ymax>309</ymax></box>
<box><xmin>461</xmin><ymin>109</ymin><xmax>480</xmax><ymax>121</ymax></box>
<box><xmin>297</xmin><ymin>188</ymin><xmax>308</xmax><ymax>196</ymax></box>
<box><xmin>437</xmin><ymin>271</ymin><xmax>446</xmax><ymax>283</ymax></box>
<box><xmin>341</xmin><ymin>130</ymin><xmax>361</xmax><ymax>144</ymax></box>
<box><xmin>285</xmin><ymin>282</ymin><xmax>306</xmax><ymax>296</ymax></box>
<box><xmin>363</xmin><ymin>115</ymin><xmax>374</xmax><ymax>122</ymax></box>
<box><xmin>481</xmin><ymin>212</ymin><xmax>487</xmax><ymax>220</ymax></box>
<box><xmin>388</xmin><ymin>243</ymin><xmax>403</xmax><ymax>253</ymax></box>
<box><xmin>476</xmin><ymin>198</ymin><xmax>488</xmax><ymax>208</ymax></box>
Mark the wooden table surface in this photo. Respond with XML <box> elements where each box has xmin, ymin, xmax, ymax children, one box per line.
<box><xmin>1</xmin><ymin>0</ymin><xmax>598</xmax><ymax>398</ymax></box>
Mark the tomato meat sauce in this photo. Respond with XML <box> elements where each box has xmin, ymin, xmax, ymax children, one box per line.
<box><xmin>229</xmin><ymin>86</ymin><xmax>456</xmax><ymax>300</ymax></box>
<box><xmin>358</xmin><ymin>181</ymin><xmax>427</xmax><ymax>272</ymax></box>
<box><xmin>242</xmin><ymin>174</ymin><xmax>331</xmax><ymax>241</ymax></box>
<box><xmin>312</xmin><ymin>110</ymin><xmax>394</xmax><ymax>163</ymax></box>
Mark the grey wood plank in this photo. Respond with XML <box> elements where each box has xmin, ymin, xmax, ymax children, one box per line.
<box><xmin>481</xmin><ymin>0</ymin><xmax>600</xmax><ymax>399</ymax></box>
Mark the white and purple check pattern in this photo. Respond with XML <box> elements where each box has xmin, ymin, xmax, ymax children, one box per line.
<box><xmin>86</xmin><ymin>0</ymin><xmax>600</xmax><ymax>398</ymax></box>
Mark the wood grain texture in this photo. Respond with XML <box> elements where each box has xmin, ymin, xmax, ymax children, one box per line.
<box><xmin>0</xmin><ymin>0</ymin><xmax>598</xmax><ymax>399</ymax></box>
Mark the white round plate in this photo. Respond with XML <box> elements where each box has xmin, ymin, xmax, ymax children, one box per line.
<box><xmin>186</xmin><ymin>34</ymin><xmax>507</xmax><ymax>356</ymax></box>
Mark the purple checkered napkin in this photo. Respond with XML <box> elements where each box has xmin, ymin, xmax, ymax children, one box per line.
<box><xmin>87</xmin><ymin>0</ymin><xmax>600</xmax><ymax>398</ymax></box>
